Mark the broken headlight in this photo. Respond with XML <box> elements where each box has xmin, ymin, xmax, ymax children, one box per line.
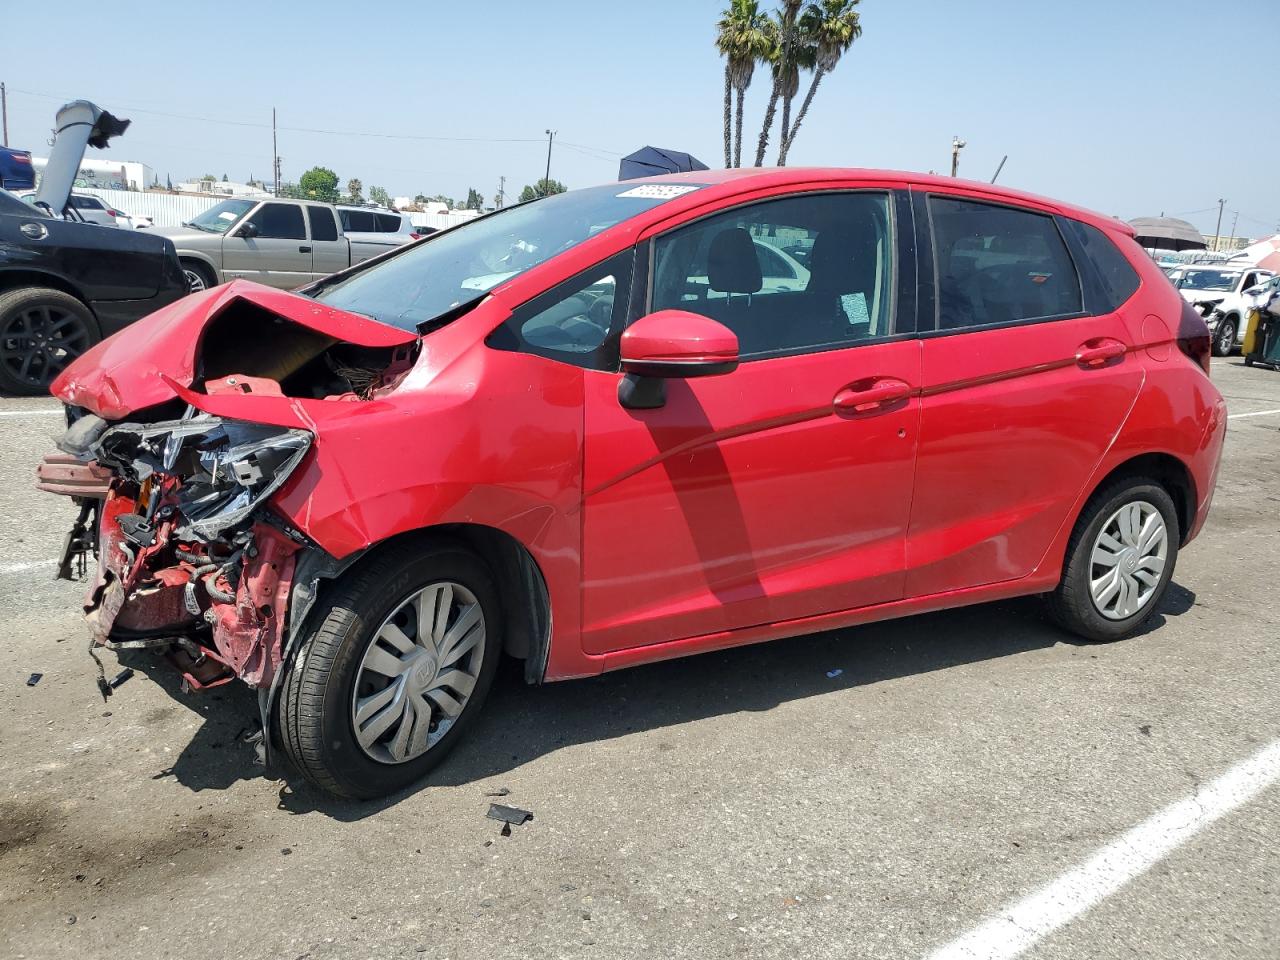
<box><xmin>94</xmin><ymin>416</ymin><xmax>311</xmax><ymax>540</ymax></box>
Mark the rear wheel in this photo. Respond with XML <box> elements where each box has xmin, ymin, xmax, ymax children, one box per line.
<box><xmin>0</xmin><ymin>287</ymin><xmax>100</xmax><ymax>396</ymax></box>
<box><xmin>1211</xmin><ymin>316</ymin><xmax>1237</xmax><ymax>357</ymax></box>
<box><xmin>277</xmin><ymin>541</ymin><xmax>502</xmax><ymax>800</ymax></box>
<box><xmin>1048</xmin><ymin>479</ymin><xmax>1179</xmax><ymax>642</ymax></box>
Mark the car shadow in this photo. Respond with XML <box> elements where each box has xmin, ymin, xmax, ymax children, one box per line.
<box><xmin>118</xmin><ymin>583</ymin><xmax>1196</xmax><ymax>819</ymax></box>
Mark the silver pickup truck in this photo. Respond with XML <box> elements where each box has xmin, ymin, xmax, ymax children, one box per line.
<box><xmin>152</xmin><ymin>198</ymin><xmax>416</xmax><ymax>291</ymax></box>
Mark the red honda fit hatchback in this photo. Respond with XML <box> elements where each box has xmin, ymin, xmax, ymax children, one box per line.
<box><xmin>44</xmin><ymin>169</ymin><xmax>1225</xmax><ymax>799</ymax></box>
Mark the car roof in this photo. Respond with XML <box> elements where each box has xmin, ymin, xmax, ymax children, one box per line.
<box><xmin>625</xmin><ymin>167</ymin><xmax>1135</xmax><ymax>237</ymax></box>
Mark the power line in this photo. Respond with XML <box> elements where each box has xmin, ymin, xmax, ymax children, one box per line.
<box><xmin>7</xmin><ymin>86</ymin><xmax>622</xmax><ymax>154</ymax></box>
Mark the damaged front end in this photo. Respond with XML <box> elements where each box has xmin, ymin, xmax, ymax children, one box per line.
<box><xmin>83</xmin><ymin>415</ymin><xmax>312</xmax><ymax>692</ymax></box>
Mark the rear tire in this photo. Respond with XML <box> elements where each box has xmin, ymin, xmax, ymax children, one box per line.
<box><xmin>1048</xmin><ymin>479</ymin><xmax>1179</xmax><ymax>642</ymax></box>
<box><xmin>1211</xmin><ymin>317</ymin><xmax>1237</xmax><ymax>357</ymax></box>
<box><xmin>0</xmin><ymin>286</ymin><xmax>100</xmax><ymax>396</ymax></box>
<box><xmin>277</xmin><ymin>541</ymin><xmax>502</xmax><ymax>800</ymax></box>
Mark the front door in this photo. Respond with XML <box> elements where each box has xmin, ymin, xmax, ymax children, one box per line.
<box><xmin>306</xmin><ymin>205</ymin><xmax>349</xmax><ymax>280</ymax></box>
<box><xmin>581</xmin><ymin>189</ymin><xmax>921</xmax><ymax>655</ymax></box>
<box><xmin>222</xmin><ymin>201</ymin><xmax>313</xmax><ymax>289</ymax></box>
<box><xmin>905</xmin><ymin>190</ymin><xmax>1145</xmax><ymax>597</ymax></box>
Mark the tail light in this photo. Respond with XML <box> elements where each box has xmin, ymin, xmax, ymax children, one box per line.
<box><xmin>14</xmin><ymin>153</ymin><xmax>31</xmax><ymax>164</ymax></box>
<box><xmin>1176</xmin><ymin>298</ymin><xmax>1213</xmax><ymax>375</ymax></box>
<box><xmin>109</xmin><ymin>209</ymin><xmax>124</xmax><ymax>217</ymax></box>
<box><xmin>410</xmin><ymin>232</ymin><xmax>423</xmax><ymax>240</ymax></box>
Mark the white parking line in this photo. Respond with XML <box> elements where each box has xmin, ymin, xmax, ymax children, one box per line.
<box><xmin>924</xmin><ymin>737</ymin><xmax>1280</xmax><ymax>960</ymax></box>
<box><xmin>0</xmin><ymin>409</ymin><xmax>63</xmax><ymax>418</ymax></box>
<box><xmin>0</xmin><ymin>560</ymin><xmax>57</xmax><ymax>574</ymax></box>
<box><xmin>1228</xmin><ymin>407</ymin><xmax>1280</xmax><ymax>420</ymax></box>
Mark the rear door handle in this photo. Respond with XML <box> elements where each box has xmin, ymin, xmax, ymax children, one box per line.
<box><xmin>1076</xmin><ymin>339</ymin><xmax>1127</xmax><ymax>367</ymax></box>
<box><xmin>833</xmin><ymin>378</ymin><xmax>912</xmax><ymax>414</ymax></box>
<box><xmin>299</xmin><ymin>245</ymin><xmax>312</xmax><ymax>253</ymax></box>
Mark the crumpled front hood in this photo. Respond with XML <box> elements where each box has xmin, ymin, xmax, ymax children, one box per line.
<box><xmin>52</xmin><ymin>280</ymin><xmax>417</xmax><ymax>420</ymax></box>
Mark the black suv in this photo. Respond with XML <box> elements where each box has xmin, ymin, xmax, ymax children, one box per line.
<box><xmin>0</xmin><ymin>188</ymin><xmax>189</xmax><ymax>394</ymax></box>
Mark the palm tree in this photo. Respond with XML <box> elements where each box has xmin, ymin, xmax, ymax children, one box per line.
<box><xmin>716</xmin><ymin>0</ymin><xmax>770</xmax><ymax>167</ymax></box>
<box><xmin>753</xmin><ymin>0</ymin><xmax>807</xmax><ymax>167</ymax></box>
<box><xmin>777</xmin><ymin>0</ymin><xmax>862</xmax><ymax>165</ymax></box>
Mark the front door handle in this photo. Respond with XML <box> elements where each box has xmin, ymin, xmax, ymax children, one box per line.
<box><xmin>1076</xmin><ymin>339</ymin><xmax>1127</xmax><ymax>367</ymax></box>
<box><xmin>833</xmin><ymin>378</ymin><xmax>912</xmax><ymax>414</ymax></box>
<box><xmin>299</xmin><ymin>245</ymin><xmax>312</xmax><ymax>253</ymax></box>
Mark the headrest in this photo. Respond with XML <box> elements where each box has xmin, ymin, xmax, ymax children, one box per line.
<box><xmin>707</xmin><ymin>227</ymin><xmax>763</xmax><ymax>294</ymax></box>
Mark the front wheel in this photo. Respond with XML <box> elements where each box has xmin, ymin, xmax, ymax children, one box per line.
<box><xmin>181</xmin><ymin>259</ymin><xmax>215</xmax><ymax>293</ymax></box>
<box><xmin>1211</xmin><ymin>317</ymin><xmax>1237</xmax><ymax>357</ymax></box>
<box><xmin>0</xmin><ymin>286</ymin><xmax>100</xmax><ymax>395</ymax></box>
<box><xmin>1048</xmin><ymin>479</ymin><xmax>1179</xmax><ymax>642</ymax></box>
<box><xmin>277</xmin><ymin>542</ymin><xmax>502</xmax><ymax>799</ymax></box>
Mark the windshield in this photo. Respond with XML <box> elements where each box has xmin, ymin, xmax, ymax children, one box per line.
<box><xmin>186</xmin><ymin>198</ymin><xmax>255</xmax><ymax>234</ymax></box>
<box><xmin>313</xmin><ymin>182</ymin><xmax>704</xmax><ymax>331</ymax></box>
<box><xmin>1177</xmin><ymin>269</ymin><xmax>1238</xmax><ymax>292</ymax></box>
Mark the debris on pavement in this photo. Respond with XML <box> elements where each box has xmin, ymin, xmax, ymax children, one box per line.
<box><xmin>484</xmin><ymin>787</ymin><xmax>511</xmax><ymax>797</ymax></box>
<box><xmin>26</xmin><ymin>672</ymin><xmax>43</xmax><ymax>687</ymax></box>
<box><xmin>108</xmin><ymin>667</ymin><xmax>135</xmax><ymax>690</ymax></box>
<box><xmin>487</xmin><ymin>803</ymin><xmax>534</xmax><ymax>828</ymax></box>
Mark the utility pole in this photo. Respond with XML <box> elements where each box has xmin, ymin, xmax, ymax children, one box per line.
<box><xmin>1213</xmin><ymin>198</ymin><xmax>1225</xmax><ymax>252</ymax></box>
<box><xmin>496</xmin><ymin>175</ymin><xmax>506</xmax><ymax>209</ymax></box>
<box><xmin>272</xmin><ymin>108</ymin><xmax>280</xmax><ymax>196</ymax></box>
<box><xmin>1</xmin><ymin>82</ymin><xmax>8</xmax><ymax>147</ymax></box>
<box><xmin>543</xmin><ymin>129</ymin><xmax>556</xmax><ymax>197</ymax></box>
<box><xmin>1228</xmin><ymin>211</ymin><xmax>1238</xmax><ymax>249</ymax></box>
<box><xmin>951</xmin><ymin>136</ymin><xmax>966</xmax><ymax>177</ymax></box>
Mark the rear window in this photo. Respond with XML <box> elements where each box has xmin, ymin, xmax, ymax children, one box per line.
<box><xmin>374</xmin><ymin>212</ymin><xmax>402</xmax><ymax>232</ymax></box>
<box><xmin>1065</xmin><ymin>220</ymin><xmax>1141</xmax><ymax>312</ymax></box>
<box><xmin>70</xmin><ymin>196</ymin><xmax>104</xmax><ymax>210</ymax></box>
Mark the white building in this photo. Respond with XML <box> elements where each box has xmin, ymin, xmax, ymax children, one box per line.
<box><xmin>31</xmin><ymin>156</ymin><xmax>154</xmax><ymax>192</ymax></box>
<box><xmin>175</xmin><ymin>178</ymin><xmax>273</xmax><ymax>199</ymax></box>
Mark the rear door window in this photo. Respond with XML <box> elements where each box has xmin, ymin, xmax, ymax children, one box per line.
<box><xmin>307</xmin><ymin>206</ymin><xmax>339</xmax><ymax>241</ymax></box>
<box><xmin>374</xmin><ymin>212</ymin><xmax>402</xmax><ymax>232</ymax></box>
<box><xmin>340</xmin><ymin>209</ymin><xmax>377</xmax><ymax>232</ymax></box>
<box><xmin>248</xmin><ymin>202</ymin><xmax>306</xmax><ymax>240</ymax></box>
<box><xmin>929</xmin><ymin>196</ymin><xmax>1083</xmax><ymax>330</ymax></box>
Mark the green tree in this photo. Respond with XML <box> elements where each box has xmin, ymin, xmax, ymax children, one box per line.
<box><xmin>754</xmin><ymin>0</ymin><xmax>813</xmax><ymax>167</ymax></box>
<box><xmin>716</xmin><ymin>0</ymin><xmax>770</xmax><ymax>167</ymax></box>
<box><xmin>369</xmin><ymin>185</ymin><xmax>392</xmax><ymax>207</ymax></box>
<box><xmin>347</xmin><ymin>178</ymin><xmax>364</xmax><ymax>203</ymax></box>
<box><xmin>777</xmin><ymin>0</ymin><xmax>862</xmax><ymax>165</ymax></box>
<box><xmin>222</xmin><ymin>173</ymin><xmax>229</xmax><ymax>182</ymax></box>
<box><xmin>298</xmin><ymin>166</ymin><xmax>340</xmax><ymax>202</ymax></box>
<box><xmin>465</xmin><ymin>187</ymin><xmax>484</xmax><ymax>210</ymax></box>
<box><xmin>519</xmin><ymin>178</ymin><xmax>567</xmax><ymax>202</ymax></box>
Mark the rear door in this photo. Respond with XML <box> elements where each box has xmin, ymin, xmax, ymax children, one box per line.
<box><xmin>581</xmin><ymin>188</ymin><xmax>921</xmax><ymax>654</ymax></box>
<box><xmin>221</xmin><ymin>202</ymin><xmax>312</xmax><ymax>289</ymax></box>
<box><xmin>306</xmin><ymin>206</ymin><xmax>349</xmax><ymax>279</ymax></box>
<box><xmin>905</xmin><ymin>189</ymin><xmax>1144</xmax><ymax>597</ymax></box>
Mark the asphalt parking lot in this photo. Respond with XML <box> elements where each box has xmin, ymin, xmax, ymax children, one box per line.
<box><xmin>1</xmin><ymin>358</ymin><xmax>1277</xmax><ymax>960</ymax></box>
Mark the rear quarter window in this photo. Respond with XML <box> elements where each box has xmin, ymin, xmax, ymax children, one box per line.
<box><xmin>374</xmin><ymin>213</ymin><xmax>403</xmax><ymax>232</ymax></box>
<box><xmin>1064</xmin><ymin>219</ymin><xmax>1141</xmax><ymax>312</ymax></box>
<box><xmin>340</xmin><ymin>210</ymin><xmax>377</xmax><ymax>232</ymax></box>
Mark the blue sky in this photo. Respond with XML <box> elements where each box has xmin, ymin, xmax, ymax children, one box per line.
<box><xmin>3</xmin><ymin>0</ymin><xmax>1277</xmax><ymax>238</ymax></box>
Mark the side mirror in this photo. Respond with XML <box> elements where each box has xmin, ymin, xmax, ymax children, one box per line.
<box><xmin>236</xmin><ymin>221</ymin><xmax>259</xmax><ymax>239</ymax></box>
<box><xmin>617</xmin><ymin>310</ymin><xmax>739</xmax><ymax>409</ymax></box>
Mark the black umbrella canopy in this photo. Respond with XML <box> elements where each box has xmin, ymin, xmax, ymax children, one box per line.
<box><xmin>1128</xmin><ymin>216</ymin><xmax>1207</xmax><ymax>252</ymax></box>
<box><xmin>618</xmin><ymin>146</ymin><xmax>709</xmax><ymax>181</ymax></box>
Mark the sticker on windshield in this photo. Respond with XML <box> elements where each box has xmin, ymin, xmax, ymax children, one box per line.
<box><xmin>616</xmin><ymin>184</ymin><xmax>701</xmax><ymax>200</ymax></box>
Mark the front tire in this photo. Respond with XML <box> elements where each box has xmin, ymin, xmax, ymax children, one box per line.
<box><xmin>1048</xmin><ymin>479</ymin><xmax>1179</xmax><ymax>642</ymax></box>
<box><xmin>277</xmin><ymin>541</ymin><xmax>502</xmax><ymax>800</ymax></box>
<box><xmin>1211</xmin><ymin>317</ymin><xmax>1237</xmax><ymax>357</ymax></box>
<box><xmin>181</xmin><ymin>259</ymin><xmax>215</xmax><ymax>293</ymax></box>
<box><xmin>0</xmin><ymin>286</ymin><xmax>100</xmax><ymax>395</ymax></box>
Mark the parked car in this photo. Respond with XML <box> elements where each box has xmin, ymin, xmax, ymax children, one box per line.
<box><xmin>18</xmin><ymin>190</ymin><xmax>128</xmax><ymax>227</ymax></box>
<box><xmin>1203</xmin><ymin>270</ymin><xmax>1279</xmax><ymax>355</ymax></box>
<box><xmin>0</xmin><ymin>146</ymin><xmax>36</xmax><ymax>191</ymax></box>
<box><xmin>152</xmin><ymin>198</ymin><xmax>418</xmax><ymax>292</ymax></box>
<box><xmin>0</xmin><ymin>187</ymin><xmax>188</xmax><ymax>394</ymax></box>
<box><xmin>41</xmin><ymin>169</ymin><xmax>1225</xmax><ymax>799</ymax></box>
<box><xmin>336</xmin><ymin>204</ymin><xmax>421</xmax><ymax>247</ymax></box>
